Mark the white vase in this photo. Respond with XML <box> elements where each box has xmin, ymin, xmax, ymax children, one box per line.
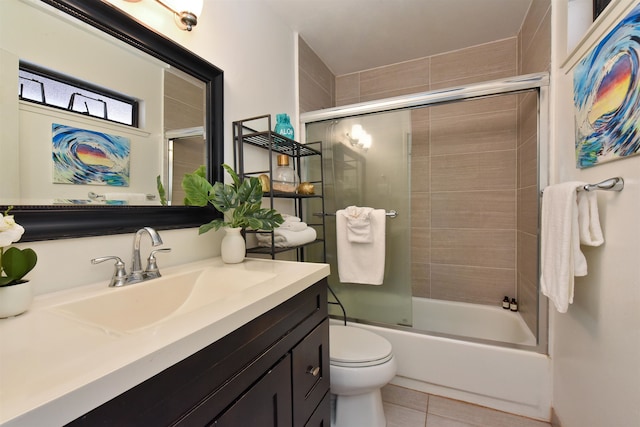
<box><xmin>0</xmin><ymin>281</ymin><xmax>33</xmax><ymax>318</ymax></box>
<box><xmin>221</xmin><ymin>227</ymin><xmax>246</xmax><ymax>264</ymax></box>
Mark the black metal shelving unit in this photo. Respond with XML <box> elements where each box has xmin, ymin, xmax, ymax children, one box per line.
<box><xmin>233</xmin><ymin>114</ymin><xmax>326</xmax><ymax>262</ymax></box>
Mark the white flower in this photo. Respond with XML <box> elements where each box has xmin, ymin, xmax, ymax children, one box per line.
<box><xmin>0</xmin><ymin>214</ymin><xmax>25</xmax><ymax>247</ymax></box>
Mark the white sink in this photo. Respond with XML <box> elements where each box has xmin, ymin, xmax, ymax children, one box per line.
<box><xmin>50</xmin><ymin>267</ymin><xmax>276</xmax><ymax>333</ymax></box>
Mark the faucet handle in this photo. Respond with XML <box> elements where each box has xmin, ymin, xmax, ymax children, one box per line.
<box><xmin>91</xmin><ymin>256</ymin><xmax>127</xmax><ymax>287</ymax></box>
<box><xmin>145</xmin><ymin>248</ymin><xmax>171</xmax><ymax>279</ymax></box>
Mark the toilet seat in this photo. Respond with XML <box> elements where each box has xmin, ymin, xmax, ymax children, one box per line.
<box><xmin>330</xmin><ymin>325</ymin><xmax>393</xmax><ymax>367</ymax></box>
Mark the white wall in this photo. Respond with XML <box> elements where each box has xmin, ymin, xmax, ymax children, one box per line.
<box><xmin>1</xmin><ymin>0</ymin><xmax>166</xmax><ymax>203</ymax></box>
<box><xmin>550</xmin><ymin>1</ymin><xmax>640</xmax><ymax>425</ymax></box>
<box><xmin>10</xmin><ymin>0</ymin><xmax>298</xmax><ymax>295</ymax></box>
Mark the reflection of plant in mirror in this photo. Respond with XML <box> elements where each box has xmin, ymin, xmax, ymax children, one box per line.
<box><xmin>0</xmin><ymin>208</ymin><xmax>37</xmax><ymax>287</ymax></box>
<box><xmin>156</xmin><ymin>175</ymin><xmax>168</xmax><ymax>206</ymax></box>
<box><xmin>182</xmin><ymin>164</ymin><xmax>284</xmax><ymax>235</ymax></box>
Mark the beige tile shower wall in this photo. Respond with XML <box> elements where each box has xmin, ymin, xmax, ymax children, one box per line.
<box><xmin>429</xmin><ymin>95</ymin><xmax>518</xmax><ymax>305</ymax></box>
<box><xmin>298</xmin><ymin>36</ymin><xmax>334</xmax><ymax>113</ymax></box>
<box><xmin>335</xmin><ymin>39</ymin><xmax>519</xmax><ymax>305</ymax></box>
<box><xmin>164</xmin><ymin>70</ymin><xmax>205</xmax><ymax>130</ymax></box>
<box><xmin>517</xmin><ymin>0</ymin><xmax>551</xmax><ymax>333</ymax></box>
<box><xmin>164</xmin><ymin>69</ymin><xmax>206</xmax><ymax>204</ymax></box>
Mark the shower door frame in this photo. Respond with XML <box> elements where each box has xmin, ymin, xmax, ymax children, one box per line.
<box><xmin>300</xmin><ymin>72</ymin><xmax>550</xmax><ymax>354</ymax></box>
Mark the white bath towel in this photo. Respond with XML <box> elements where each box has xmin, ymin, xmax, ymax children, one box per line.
<box><xmin>577</xmin><ymin>191</ymin><xmax>604</xmax><ymax>246</ymax></box>
<box><xmin>281</xmin><ymin>214</ymin><xmax>301</xmax><ymax>222</ymax></box>
<box><xmin>540</xmin><ymin>182</ymin><xmax>591</xmax><ymax>313</ymax></box>
<box><xmin>278</xmin><ymin>220</ymin><xmax>309</xmax><ymax>232</ymax></box>
<box><xmin>336</xmin><ymin>207</ymin><xmax>386</xmax><ymax>285</ymax></box>
<box><xmin>256</xmin><ymin>227</ymin><xmax>317</xmax><ymax>248</ymax></box>
<box><xmin>344</xmin><ymin>206</ymin><xmax>374</xmax><ymax>243</ymax></box>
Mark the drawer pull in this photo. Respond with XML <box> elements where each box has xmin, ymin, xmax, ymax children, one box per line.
<box><xmin>306</xmin><ymin>366</ymin><xmax>320</xmax><ymax>377</ymax></box>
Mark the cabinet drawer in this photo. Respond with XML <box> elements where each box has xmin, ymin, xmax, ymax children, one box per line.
<box><xmin>292</xmin><ymin>319</ymin><xmax>329</xmax><ymax>426</ymax></box>
<box><xmin>304</xmin><ymin>392</ymin><xmax>330</xmax><ymax>427</ymax></box>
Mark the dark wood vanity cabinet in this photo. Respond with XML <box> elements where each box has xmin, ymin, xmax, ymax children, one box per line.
<box><xmin>67</xmin><ymin>279</ymin><xmax>330</xmax><ymax>427</ymax></box>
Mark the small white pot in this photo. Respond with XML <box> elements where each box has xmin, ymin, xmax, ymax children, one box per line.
<box><xmin>221</xmin><ymin>227</ymin><xmax>246</xmax><ymax>264</ymax></box>
<box><xmin>0</xmin><ymin>281</ymin><xmax>33</xmax><ymax>318</ymax></box>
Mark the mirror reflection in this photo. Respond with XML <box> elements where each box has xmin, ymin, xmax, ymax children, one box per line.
<box><xmin>1</xmin><ymin>0</ymin><xmax>206</xmax><ymax>207</ymax></box>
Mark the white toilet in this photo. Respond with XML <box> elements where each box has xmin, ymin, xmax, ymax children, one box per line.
<box><xmin>329</xmin><ymin>325</ymin><xmax>397</xmax><ymax>427</ymax></box>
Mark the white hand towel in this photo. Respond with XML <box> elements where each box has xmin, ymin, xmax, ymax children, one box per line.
<box><xmin>336</xmin><ymin>207</ymin><xmax>386</xmax><ymax>285</ymax></box>
<box><xmin>577</xmin><ymin>191</ymin><xmax>604</xmax><ymax>246</ymax></box>
<box><xmin>256</xmin><ymin>227</ymin><xmax>317</xmax><ymax>248</ymax></box>
<box><xmin>540</xmin><ymin>182</ymin><xmax>588</xmax><ymax>313</ymax></box>
<box><xmin>344</xmin><ymin>206</ymin><xmax>374</xmax><ymax>243</ymax></box>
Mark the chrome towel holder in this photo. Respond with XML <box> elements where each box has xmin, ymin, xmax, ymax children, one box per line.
<box><xmin>578</xmin><ymin>177</ymin><xmax>624</xmax><ymax>192</ymax></box>
<box><xmin>314</xmin><ymin>210</ymin><xmax>398</xmax><ymax>218</ymax></box>
<box><xmin>541</xmin><ymin>177</ymin><xmax>624</xmax><ymax>195</ymax></box>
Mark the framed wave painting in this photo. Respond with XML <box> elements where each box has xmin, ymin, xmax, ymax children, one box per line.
<box><xmin>52</xmin><ymin>123</ymin><xmax>130</xmax><ymax>186</ymax></box>
<box><xmin>574</xmin><ymin>2</ymin><xmax>640</xmax><ymax>168</ymax></box>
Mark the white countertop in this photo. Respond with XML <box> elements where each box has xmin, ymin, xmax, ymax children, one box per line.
<box><xmin>0</xmin><ymin>257</ymin><xmax>330</xmax><ymax>426</ymax></box>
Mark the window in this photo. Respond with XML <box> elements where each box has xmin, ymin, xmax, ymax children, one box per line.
<box><xmin>18</xmin><ymin>63</ymin><xmax>138</xmax><ymax>127</ymax></box>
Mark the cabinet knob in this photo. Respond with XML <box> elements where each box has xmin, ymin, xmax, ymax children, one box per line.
<box><xmin>306</xmin><ymin>366</ymin><xmax>320</xmax><ymax>377</ymax></box>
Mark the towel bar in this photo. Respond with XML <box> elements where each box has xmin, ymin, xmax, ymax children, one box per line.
<box><xmin>541</xmin><ymin>177</ymin><xmax>624</xmax><ymax>195</ymax></box>
<box><xmin>314</xmin><ymin>209</ymin><xmax>398</xmax><ymax>218</ymax></box>
<box><xmin>579</xmin><ymin>177</ymin><xmax>624</xmax><ymax>192</ymax></box>
<box><xmin>88</xmin><ymin>192</ymin><xmax>156</xmax><ymax>200</ymax></box>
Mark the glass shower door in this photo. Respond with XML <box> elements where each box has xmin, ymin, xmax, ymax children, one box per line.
<box><xmin>305</xmin><ymin>110</ymin><xmax>413</xmax><ymax>326</ymax></box>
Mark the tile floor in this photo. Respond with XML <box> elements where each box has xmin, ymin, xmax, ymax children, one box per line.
<box><xmin>381</xmin><ymin>384</ymin><xmax>551</xmax><ymax>427</ymax></box>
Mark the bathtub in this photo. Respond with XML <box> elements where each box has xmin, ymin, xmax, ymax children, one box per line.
<box><xmin>333</xmin><ymin>298</ymin><xmax>552</xmax><ymax>421</ymax></box>
<box><xmin>411</xmin><ymin>297</ymin><xmax>537</xmax><ymax>346</ymax></box>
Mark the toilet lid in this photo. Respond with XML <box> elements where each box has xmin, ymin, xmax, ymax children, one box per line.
<box><xmin>330</xmin><ymin>325</ymin><xmax>393</xmax><ymax>367</ymax></box>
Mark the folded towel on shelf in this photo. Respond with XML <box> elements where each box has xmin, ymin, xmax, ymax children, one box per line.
<box><xmin>278</xmin><ymin>221</ymin><xmax>309</xmax><ymax>232</ymax></box>
<box><xmin>256</xmin><ymin>227</ymin><xmax>317</xmax><ymax>248</ymax></box>
<box><xmin>281</xmin><ymin>214</ymin><xmax>301</xmax><ymax>222</ymax></box>
<box><xmin>336</xmin><ymin>207</ymin><xmax>386</xmax><ymax>285</ymax></box>
<box><xmin>343</xmin><ymin>206</ymin><xmax>374</xmax><ymax>243</ymax></box>
<box><xmin>540</xmin><ymin>182</ymin><xmax>604</xmax><ymax>313</ymax></box>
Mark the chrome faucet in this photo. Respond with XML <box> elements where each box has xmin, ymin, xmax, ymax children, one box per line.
<box><xmin>129</xmin><ymin>227</ymin><xmax>163</xmax><ymax>284</ymax></box>
<box><xmin>91</xmin><ymin>227</ymin><xmax>171</xmax><ymax>287</ymax></box>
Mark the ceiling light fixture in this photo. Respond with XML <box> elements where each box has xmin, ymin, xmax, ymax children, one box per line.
<box><xmin>346</xmin><ymin>124</ymin><xmax>372</xmax><ymax>151</ymax></box>
<box><xmin>155</xmin><ymin>0</ymin><xmax>203</xmax><ymax>31</ymax></box>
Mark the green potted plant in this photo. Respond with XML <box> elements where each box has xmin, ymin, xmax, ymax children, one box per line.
<box><xmin>182</xmin><ymin>164</ymin><xmax>283</xmax><ymax>263</ymax></box>
<box><xmin>0</xmin><ymin>207</ymin><xmax>38</xmax><ymax>318</ymax></box>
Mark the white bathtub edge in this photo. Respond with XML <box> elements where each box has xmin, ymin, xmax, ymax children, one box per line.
<box><xmin>345</xmin><ymin>322</ymin><xmax>552</xmax><ymax>421</ymax></box>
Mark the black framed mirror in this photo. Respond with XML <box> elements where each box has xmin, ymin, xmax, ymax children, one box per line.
<box><xmin>2</xmin><ymin>0</ymin><xmax>223</xmax><ymax>242</ymax></box>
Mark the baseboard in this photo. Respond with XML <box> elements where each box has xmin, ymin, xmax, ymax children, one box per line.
<box><xmin>550</xmin><ymin>407</ymin><xmax>562</xmax><ymax>427</ymax></box>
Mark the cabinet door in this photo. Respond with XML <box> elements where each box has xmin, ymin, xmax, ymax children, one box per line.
<box><xmin>214</xmin><ymin>355</ymin><xmax>292</xmax><ymax>427</ymax></box>
<box><xmin>292</xmin><ymin>320</ymin><xmax>330</xmax><ymax>426</ymax></box>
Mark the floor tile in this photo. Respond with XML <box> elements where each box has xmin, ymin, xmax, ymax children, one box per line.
<box><xmin>428</xmin><ymin>395</ymin><xmax>550</xmax><ymax>427</ymax></box>
<box><xmin>384</xmin><ymin>402</ymin><xmax>427</xmax><ymax>427</ymax></box>
<box><xmin>382</xmin><ymin>384</ymin><xmax>429</xmax><ymax>412</ymax></box>
<box><xmin>426</xmin><ymin>414</ymin><xmax>476</xmax><ymax>427</ymax></box>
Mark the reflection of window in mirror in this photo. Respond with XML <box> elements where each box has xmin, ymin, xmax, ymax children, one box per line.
<box><xmin>18</xmin><ymin>62</ymin><xmax>138</xmax><ymax>127</ymax></box>
<box><xmin>163</xmin><ymin>68</ymin><xmax>206</xmax><ymax>205</ymax></box>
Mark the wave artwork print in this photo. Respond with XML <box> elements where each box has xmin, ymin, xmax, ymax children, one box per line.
<box><xmin>52</xmin><ymin>123</ymin><xmax>130</xmax><ymax>186</ymax></box>
<box><xmin>574</xmin><ymin>2</ymin><xmax>640</xmax><ymax>168</ymax></box>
